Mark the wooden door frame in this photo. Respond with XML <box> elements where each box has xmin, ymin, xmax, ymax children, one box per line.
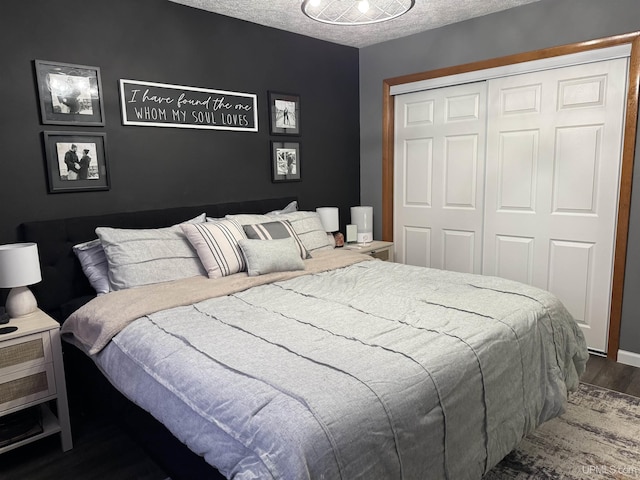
<box><xmin>382</xmin><ymin>32</ymin><xmax>640</xmax><ymax>361</ymax></box>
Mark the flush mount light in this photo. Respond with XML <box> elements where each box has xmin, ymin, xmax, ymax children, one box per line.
<box><xmin>301</xmin><ymin>0</ymin><xmax>415</xmax><ymax>26</ymax></box>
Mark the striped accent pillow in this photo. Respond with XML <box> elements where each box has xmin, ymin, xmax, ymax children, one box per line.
<box><xmin>243</xmin><ymin>220</ymin><xmax>311</xmax><ymax>259</ymax></box>
<box><xmin>228</xmin><ymin>211</ymin><xmax>333</xmax><ymax>255</ymax></box>
<box><xmin>181</xmin><ymin>219</ymin><xmax>247</xmax><ymax>278</ymax></box>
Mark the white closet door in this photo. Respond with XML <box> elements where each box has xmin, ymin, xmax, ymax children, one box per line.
<box><xmin>394</xmin><ymin>82</ymin><xmax>487</xmax><ymax>272</ymax></box>
<box><xmin>483</xmin><ymin>58</ymin><xmax>628</xmax><ymax>352</ymax></box>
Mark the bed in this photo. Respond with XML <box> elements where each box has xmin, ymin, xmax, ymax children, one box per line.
<box><xmin>21</xmin><ymin>196</ymin><xmax>588</xmax><ymax>480</ymax></box>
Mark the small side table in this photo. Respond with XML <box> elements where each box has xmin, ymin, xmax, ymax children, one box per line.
<box><xmin>0</xmin><ymin>309</ymin><xmax>72</xmax><ymax>454</ymax></box>
<box><xmin>344</xmin><ymin>240</ymin><xmax>394</xmax><ymax>262</ymax></box>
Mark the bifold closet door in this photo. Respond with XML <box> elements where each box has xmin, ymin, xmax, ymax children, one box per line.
<box><xmin>482</xmin><ymin>58</ymin><xmax>628</xmax><ymax>352</ymax></box>
<box><xmin>394</xmin><ymin>82</ymin><xmax>487</xmax><ymax>272</ymax></box>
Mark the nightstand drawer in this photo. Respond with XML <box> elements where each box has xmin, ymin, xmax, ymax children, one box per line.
<box><xmin>0</xmin><ymin>363</ymin><xmax>56</xmax><ymax>413</ymax></box>
<box><xmin>369</xmin><ymin>248</ymin><xmax>390</xmax><ymax>261</ymax></box>
<box><xmin>0</xmin><ymin>332</ymin><xmax>53</xmax><ymax>377</ymax></box>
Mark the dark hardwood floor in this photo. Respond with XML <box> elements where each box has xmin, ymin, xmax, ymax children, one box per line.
<box><xmin>0</xmin><ymin>412</ymin><xmax>169</xmax><ymax>480</ymax></box>
<box><xmin>0</xmin><ymin>354</ymin><xmax>638</xmax><ymax>480</ymax></box>
<box><xmin>580</xmin><ymin>353</ymin><xmax>640</xmax><ymax>397</ymax></box>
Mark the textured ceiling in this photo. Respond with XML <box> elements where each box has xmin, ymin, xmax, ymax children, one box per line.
<box><xmin>169</xmin><ymin>0</ymin><xmax>541</xmax><ymax>48</ymax></box>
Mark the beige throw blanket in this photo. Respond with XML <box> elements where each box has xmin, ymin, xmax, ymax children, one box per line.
<box><xmin>62</xmin><ymin>249</ymin><xmax>371</xmax><ymax>355</ymax></box>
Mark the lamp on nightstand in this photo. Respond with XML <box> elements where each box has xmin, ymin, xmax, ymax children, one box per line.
<box><xmin>0</xmin><ymin>243</ymin><xmax>42</xmax><ymax>318</ymax></box>
<box><xmin>316</xmin><ymin>207</ymin><xmax>344</xmax><ymax>247</ymax></box>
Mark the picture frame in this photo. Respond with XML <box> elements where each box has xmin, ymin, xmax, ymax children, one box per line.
<box><xmin>43</xmin><ymin>131</ymin><xmax>110</xmax><ymax>193</ymax></box>
<box><xmin>34</xmin><ymin>60</ymin><xmax>105</xmax><ymax>126</ymax></box>
<box><xmin>271</xmin><ymin>141</ymin><xmax>301</xmax><ymax>183</ymax></box>
<box><xmin>268</xmin><ymin>91</ymin><xmax>300</xmax><ymax>135</ymax></box>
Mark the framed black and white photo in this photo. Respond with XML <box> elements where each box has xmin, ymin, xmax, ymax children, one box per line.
<box><xmin>271</xmin><ymin>141</ymin><xmax>301</xmax><ymax>183</ymax></box>
<box><xmin>43</xmin><ymin>131</ymin><xmax>110</xmax><ymax>193</ymax></box>
<box><xmin>268</xmin><ymin>91</ymin><xmax>300</xmax><ymax>135</ymax></box>
<box><xmin>35</xmin><ymin>60</ymin><xmax>105</xmax><ymax>126</ymax></box>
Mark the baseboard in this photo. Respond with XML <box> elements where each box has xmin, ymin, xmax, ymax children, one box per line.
<box><xmin>617</xmin><ymin>349</ymin><xmax>640</xmax><ymax>368</ymax></box>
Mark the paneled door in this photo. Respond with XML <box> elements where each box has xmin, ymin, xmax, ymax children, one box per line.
<box><xmin>394</xmin><ymin>82</ymin><xmax>487</xmax><ymax>273</ymax></box>
<box><xmin>483</xmin><ymin>58</ymin><xmax>628</xmax><ymax>352</ymax></box>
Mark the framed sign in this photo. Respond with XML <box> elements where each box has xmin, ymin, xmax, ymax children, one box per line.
<box><xmin>271</xmin><ymin>141</ymin><xmax>301</xmax><ymax>183</ymax></box>
<box><xmin>119</xmin><ymin>79</ymin><xmax>258</xmax><ymax>132</ymax></box>
<box><xmin>43</xmin><ymin>131</ymin><xmax>110</xmax><ymax>193</ymax></box>
<box><xmin>268</xmin><ymin>91</ymin><xmax>300</xmax><ymax>136</ymax></box>
<box><xmin>34</xmin><ymin>60</ymin><xmax>105</xmax><ymax>126</ymax></box>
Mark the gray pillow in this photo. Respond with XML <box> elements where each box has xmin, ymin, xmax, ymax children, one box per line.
<box><xmin>238</xmin><ymin>237</ymin><xmax>305</xmax><ymax>277</ymax></box>
<box><xmin>73</xmin><ymin>213</ymin><xmax>206</xmax><ymax>294</ymax></box>
<box><xmin>72</xmin><ymin>239</ymin><xmax>110</xmax><ymax>295</ymax></box>
<box><xmin>243</xmin><ymin>220</ymin><xmax>310</xmax><ymax>259</ymax></box>
<box><xmin>96</xmin><ymin>224</ymin><xmax>206</xmax><ymax>291</ymax></box>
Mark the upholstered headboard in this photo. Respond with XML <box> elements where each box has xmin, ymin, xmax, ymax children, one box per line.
<box><xmin>20</xmin><ymin>197</ymin><xmax>297</xmax><ymax>322</ymax></box>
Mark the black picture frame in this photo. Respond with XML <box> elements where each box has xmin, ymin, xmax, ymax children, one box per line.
<box><xmin>34</xmin><ymin>60</ymin><xmax>105</xmax><ymax>126</ymax></box>
<box><xmin>271</xmin><ymin>141</ymin><xmax>301</xmax><ymax>183</ymax></box>
<box><xmin>268</xmin><ymin>91</ymin><xmax>300</xmax><ymax>135</ymax></box>
<box><xmin>43</xmin><ymin>131</ymin><xmax>110</xmax><ymax>193</ymax></box>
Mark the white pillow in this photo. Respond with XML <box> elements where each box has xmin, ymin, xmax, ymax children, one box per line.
<box><xmin>238</xmin><ymin>237</ymin><xmax>305</xmax><ymax>277</ymax></box>
<box><xmin>270</xmin><ymin>211</ymin><xmax>334</xmax><ymax>254</ymax></box>
<box><xmin>181</xmin><ymin>219</ymin><xmax>247</xmax><ymax>278</ymax></box>
<box><xmin>267</xmin><ymin>200</ymin><xmax>298</xmax><ymax>215</ymax></box>
<box><xmin>225</xmin><ymin>213</ymin><xmax>271</xmax><ymax>225</ymax></box>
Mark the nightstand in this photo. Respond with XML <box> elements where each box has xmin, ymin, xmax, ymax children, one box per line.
<box><xmin>345</xmin><ymin>240</ymin><xmax>394</xmax><ymax>262</ymax></box>
<box><xmin>0</xmin><ymin>309</ymin><xmax>72</xmax><ymax>453</ymax></box>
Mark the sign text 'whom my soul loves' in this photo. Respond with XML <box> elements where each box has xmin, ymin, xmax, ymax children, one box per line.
<box><xmin>119</xmin><ymin>79</ymin><xmax>258</xmax><ymax>132</ymax></box>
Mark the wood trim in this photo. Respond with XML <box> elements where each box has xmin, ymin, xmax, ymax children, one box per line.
<box><xmin>382</xmin><ymin>32</ymin><xmax>640</xmax><ymax>361</ymax></box>
<box><xmin>382</xmin><ymin>81</ymin><xmax>394</xmax><ymax>241</ymax></box>
<box><xmin>607</xmin><ymin>34</ymin><xmax>640</xmax><ymax>360</ymax></box>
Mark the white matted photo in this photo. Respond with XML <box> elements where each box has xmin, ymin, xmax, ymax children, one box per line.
<box><xmin>268</xmin><ymin>92</ymin><xmax>300</xmax><ymax>135</ymax></box>
<box><xmin>271</xmin><ymin>141</ymin><xmax>301</xmax><ymax>182</ymax></box>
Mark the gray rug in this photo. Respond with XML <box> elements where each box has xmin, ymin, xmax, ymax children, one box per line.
<box><xmin>484</xmin><ymin>383</ymin><xmax>640</xmax><ymax>479</ymax></box>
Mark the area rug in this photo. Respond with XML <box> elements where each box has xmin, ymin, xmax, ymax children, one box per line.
<box><xmin>484</xmin><ymin>383</ymin><xmax>640</xmax><ymax>479</ymax></box>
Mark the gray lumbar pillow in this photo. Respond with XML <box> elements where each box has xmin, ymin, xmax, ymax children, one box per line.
<box><xmin>238</xmin><ymin>237</ymin><xmax>305</xmax><ymax>277</ymax></box>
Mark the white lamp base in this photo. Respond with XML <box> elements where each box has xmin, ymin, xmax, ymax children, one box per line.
<box><xmin>6</xmin><ymin>286</ymin><xmax>38</xmax><ymax>318</ymax></box>
<box><xmin>357</xmin><ymin>232</ymin><xmax>372</xmax><ymax>246</ymax></box>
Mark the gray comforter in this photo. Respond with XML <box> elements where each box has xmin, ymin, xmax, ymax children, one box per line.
<box><xmin>64</xmin><ymin>253</ymin><xmax>588</xmax><ymax>480</ymax></box>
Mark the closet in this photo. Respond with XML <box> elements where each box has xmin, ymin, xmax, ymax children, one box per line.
<box><xmin>392</xmin><ymin>52</ymin><xmax>630</xmax><ymax>353</ymax></box>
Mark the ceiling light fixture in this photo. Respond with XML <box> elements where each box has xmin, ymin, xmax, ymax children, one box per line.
<box><xmin>301</xmin><ymin>0</ymin><xmax>415</xmax><ymax>26</ymax></box>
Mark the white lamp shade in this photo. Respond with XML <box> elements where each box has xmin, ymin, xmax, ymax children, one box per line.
<box><xmin>350</xmin><ymin>206</ymin><xmax>373</xmax><ymax>244</ymax></box>
<box><xmin>316</xmin><ymin>207</ymin><xmax>340</xmax><ymax>232</ymax></box>
<box><xmin>0</xmin><ymin>243</ymin><xmax>42</xmax><ymax>288</ymax></box>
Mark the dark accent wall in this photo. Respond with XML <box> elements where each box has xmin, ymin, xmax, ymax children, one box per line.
<box><xmin>0</xmin><ymin>0</ymin><xmax>360</xmax><ymax>246</ymax></box>
<box><xmin>359</xmin><ymin>0</ymin><xmax>640</xmax><ymax>356</ymax></box>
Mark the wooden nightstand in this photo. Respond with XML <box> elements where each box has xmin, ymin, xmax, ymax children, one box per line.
<box><xmin>0</xmin><ymin>309</ymin><xmax>72</xmax><ymax>453</ymax></box>
<box><xmin>344</xmin><ymin>240</ymin><xmax>394</xmax><ymax>262</ymax></box>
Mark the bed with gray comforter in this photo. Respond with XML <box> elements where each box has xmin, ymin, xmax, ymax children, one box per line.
<box><xmin>62</xmin><ymin>249</ymin><xmax>588</xmax><ymax>480</ymax></box>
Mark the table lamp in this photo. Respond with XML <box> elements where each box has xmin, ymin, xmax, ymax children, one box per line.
<box><xmin>316</xmin><ymin>207</ymin><xmax>344</xmax><ymax>247</ymax></box>
<box><xmin>350</xmin><ymin>206</ymin><xmax>373</xmax><ymax>245</ymax></box>
<box><xmin>0</xmin><ymin>243</ymin><xmax>42</xmax><ymax>318</ymax></box>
